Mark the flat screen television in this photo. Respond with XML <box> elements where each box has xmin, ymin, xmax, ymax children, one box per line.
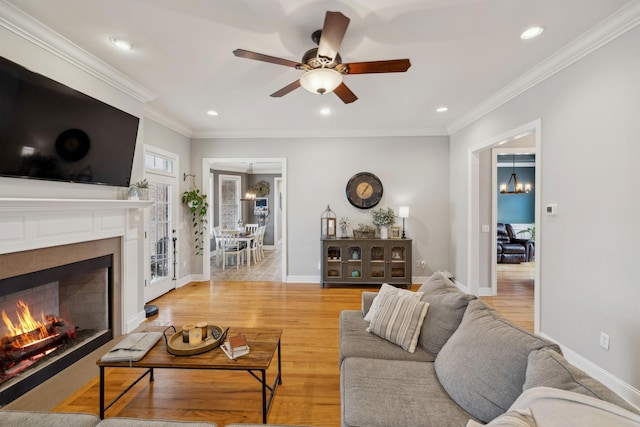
<box><xmin>0</xmin><ymin>55</ymin><xmax>140</xmax><ymax>187</ymax></box>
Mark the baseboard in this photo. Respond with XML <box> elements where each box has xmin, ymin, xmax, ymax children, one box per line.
<box><xmin>478</xmin><ymin>286</ymin><xmax>493</xmax><ymax>296</ymax></box>
<box><xmin>286</xmin><ymin>275</ymin><xmax>320</xmax><ymax>283</ymax></box>
<box><xmin>453</xmin><ymin>279</ymin><xmax>470</xmax><ymax>293</ymax></box>
<box><xmin>539</xmin><ymin>332</ymin><xmax>640</xmax><ymax>411</ymax></box>
<box><xmin>125</xmin><ymin>310</ymin><xmax>146</xmax><ymax>334</ymax></box>
<box><xmin>176</xmin><ymin>274</ymin><xmax>195</xmax><ymax>288</ymax></box>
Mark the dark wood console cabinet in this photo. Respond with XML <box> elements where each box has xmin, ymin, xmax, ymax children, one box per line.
<box><xmin>321</xmin><ymin>238</ymin><xmax>412</xmax><ymax>288</ymax></box>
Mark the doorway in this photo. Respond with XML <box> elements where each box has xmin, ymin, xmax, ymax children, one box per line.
<box><xmin>201</xmin><ymin>157</ymin><xmax>287</xmax><ymax>282</ymax></box>
<box><xmin>468</xmin><ymin>120</ymin><xmax>541</xmax><ymax>333</ymax></box>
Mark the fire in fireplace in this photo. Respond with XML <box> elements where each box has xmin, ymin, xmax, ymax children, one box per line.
<box><xmin>0</xmin><ymin>255</ymin><xmax>114</xmax><ymax>405</ymax></box>
<box><xmin>1</xmin><ymin>300</ymin><xmax>77</xmax><ymax>384</ymax></box>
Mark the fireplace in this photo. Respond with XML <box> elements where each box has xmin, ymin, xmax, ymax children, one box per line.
<box><xmin>0</xmin><ymin>198</ymin><xmax>147</xmax><ymax>409</ymax></box>
<box><xmin>0</xmin><ymin>253</ymin><xmax>114</xmax><ymax>404</ymax></box>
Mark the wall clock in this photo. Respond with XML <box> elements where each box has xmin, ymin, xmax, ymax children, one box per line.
<box><xmin>346</xmin><ymin>172</ymin><xmax>383</xmax><ymax>209</ymax></box>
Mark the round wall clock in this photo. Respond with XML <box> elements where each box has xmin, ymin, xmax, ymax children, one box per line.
<box><xmin>346</xmin><ymin>172</ymin><xmax>383</xmax><ymax>209</ymax></box>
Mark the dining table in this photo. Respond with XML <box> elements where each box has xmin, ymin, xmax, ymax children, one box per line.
<box><xmin>216</xmin><ymin>230</ymin><xmax>256</xmax><ymax>267</ymax></box>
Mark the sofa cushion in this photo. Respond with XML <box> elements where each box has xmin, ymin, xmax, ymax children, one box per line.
<box><xmin>0</xmin><ymin>411</ymin><xmax>100</xmax><ymax>427</ymax></box>
<box><xmin>524</xmin><ymin>347</ymin><xmax>640</xmax><ymax>415</ymax></box>
<box><xmin>363</xmin><ymin>283</ymin><xmax>423</xmax><ymax>322</ymax></box>
<box><xmin>366</xmin><ymin>292</ymin><xmax>429</xmax><ymax>353</ymax></box>
<box><xmin>434</xmin><ymin>299</ymin><xmax>561</xmax><ymax>423</ymax></box>
<box><xmin>339</xmin><ymin>310</ymin><xmax>435</xmax><ymax>365</ymax></box>
<box><xmin>341</xmin><ymin>357</ymin><xmax>479</xmax><ymax>427</ymax></box>
<box><xmin>99</xmin><ymin>418</ymin><xmax>217</xmax><ymax>426</ymax></box>
<box><xmin>417</xmin><ymin>272</ymin><xmax>476</xmax><ymax>355</ymax></box>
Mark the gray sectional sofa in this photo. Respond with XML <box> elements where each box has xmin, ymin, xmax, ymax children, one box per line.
<box><xmin>339</xmin><ymin>272</ymin><xmax>640</xmax><ymax>427</ymax></box>
<box><xmin>0</xmin><ymin>411</ymin><xmax>303</xmax><ymax>427</ymax></box>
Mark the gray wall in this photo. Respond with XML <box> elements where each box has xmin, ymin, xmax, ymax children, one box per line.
<box><xmin>450</xmin><ymin>24</ymin><xmax>640</xmax><ymax>392</ymax></box>
<box><xmin>191</xmin><ymin>136</ymin><xmax>451</xmax><ymax>280</ymax></box>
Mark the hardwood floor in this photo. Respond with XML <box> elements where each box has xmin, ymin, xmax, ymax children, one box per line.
<box><xmin>54</xmin><ymin>275</ymin><xmax>533</xmax><ymax>426</ymax></box>
<box><xmin>483</xmin><ymin>262</ymin><xmax>535</xmax><ymax>332</ymax></box>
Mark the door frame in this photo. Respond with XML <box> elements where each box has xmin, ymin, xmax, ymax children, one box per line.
<box><xmin>201</xmin><ymin>157</ymin><xmax>287</xmax><ymax>281</ymax></box>
<box><xmin>143</xmin><ymin>145</ymin><xmax>179</xmax><ymax>303</ymax></box>
<box><xmin>467</xmin><ymin>119</ymin><xmax>541</xmax><ymax>333</ymax></box>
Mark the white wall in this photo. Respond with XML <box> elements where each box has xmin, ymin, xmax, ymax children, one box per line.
<box><xmin>190</xmin><ymin>136</ymin><xmax>450</xmax><ymax>281</ymax></box>
<box><xmin>450</xmin><ymin>24</ymin><xmax>640</xmax><ymax>396</ymax></box>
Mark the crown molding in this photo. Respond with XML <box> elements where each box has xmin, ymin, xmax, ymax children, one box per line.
<box><xmin>447</xmin><ymin>1</ymin><xmax>640</xmax><ymax>135</ymax></box>
<box><xmin>144</xmin><ymin>107</ymin><xmax>193</xmax><ymax>138</ymax></box>
<box><xmin>191</xmin><ymin>126</ymin><xmax>448</xmax><ymax>139</ymax></box>
<box><xmin>0</xmin><ymin>1</ymin><xmax>156</xmax><ymax>103</ymax></box>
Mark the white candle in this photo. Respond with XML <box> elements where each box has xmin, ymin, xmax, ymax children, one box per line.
<box><xmin>189</xmin><ymin>327</ymin><xmax>202</xmax><ymax>346</ymax></box>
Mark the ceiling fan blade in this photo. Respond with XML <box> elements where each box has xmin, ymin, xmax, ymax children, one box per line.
<box><xmin>233</xmin><ymin>49</ymin><xmax>301</xmax><ymax>68</ymax></box>
<box><xmin>317</xmin><ymin>11</ymin><xmax>350</xmax><ymax>62</ymax></box>
<box><xmin>270</xmin><ymin>80</ymin><xmax>301</xmax><ymax>97</ymax></box>
<box><xmin>333</xmin><ymin>82</ymin><xmax>358</xmax><ymax>104</ymax></box>
<box><xmin>339</xmin><ymin>59</ymin><xmax>411</xmax><ymax>74</ymax></box>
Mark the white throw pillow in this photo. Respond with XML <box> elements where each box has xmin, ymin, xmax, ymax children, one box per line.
<box><xmin>366</xmin><ymin>292</ymin><xmax>429</xmax><ymax>353</ymax></box>
<box><xmin>364</xmin><ymin>283</ymin><xmax>423</xmax><ymax>322</ymax></box>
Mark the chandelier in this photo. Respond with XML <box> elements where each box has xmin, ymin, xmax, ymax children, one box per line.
<box><xmin>241</xmin><ymin>163</ymin><xmax>257</xmax><ymax>201</ymax></box>
<box><xmin>500</xmin><ymin>155</ymin><xmax>532</xmax><ymax>194</ymax></box>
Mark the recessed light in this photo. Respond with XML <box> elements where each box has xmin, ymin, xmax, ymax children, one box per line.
<box><xmin>109</xmin><ymin>37</ymin><xmax>133</xmax><ymax>50</ymax></box>
<box><xmin>436</xmin><ymin>106</ymin><xmax>448</xmax><ymax>113</ymax></box>
<box><xmin>320</xmin><ymin>107</ymin><xmax>331</xmax><ymax>116</ymax></box>
<box><xmin>206</xmin><ymin>110</ymin><xmax>219</xmax><ymax>116</ymax></box>
<box><xmin>520</xmin><ymin>26</ymin><xmax>544</xmax><ymax>40</ymax></box>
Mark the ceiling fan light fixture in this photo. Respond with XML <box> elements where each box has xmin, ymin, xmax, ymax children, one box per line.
<box><xmin>299</xmin><ymin>68</ymin><xmax>343</xmax><ymax>95</ymax></box>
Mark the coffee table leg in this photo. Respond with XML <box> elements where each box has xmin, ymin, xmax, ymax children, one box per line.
<box><xmin>262</xmin><ymin>369</ymin><xmax>267</xmax><ymax>423</ymax></box>
<box><xmin>99</xmin><ymin>366</ymin><xmax>105</xmax><ymax>419</ymax></box>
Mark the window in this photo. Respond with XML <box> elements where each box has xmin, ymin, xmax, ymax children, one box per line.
<box><xmin>149</xmin><ymin>181</ymin><xmax>172</xmax><ymax>280</ymax></box>
<box><xmin>219</xmin><ymin>175</ymin><xmax>240</xmax><ymax>229</ymax></box>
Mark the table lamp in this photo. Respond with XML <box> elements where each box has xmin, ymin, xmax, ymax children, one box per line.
<box><xmin>399</xmin><ymin>206</ymin><xmax>409</xmax><ymax>239</ymax></box>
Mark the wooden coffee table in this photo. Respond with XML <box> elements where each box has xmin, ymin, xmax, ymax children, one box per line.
<box><xmin>97</xmin><ymin>327</ymin><xmax>282</xmax><ymax>423</ymax></box>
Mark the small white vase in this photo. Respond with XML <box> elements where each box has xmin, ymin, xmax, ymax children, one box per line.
<box><xmin>379</xmin><ymin>226</ymin><xmax>389</xmax><ymax>239</ymax></box>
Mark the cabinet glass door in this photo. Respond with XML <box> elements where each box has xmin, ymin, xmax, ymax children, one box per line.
<box><xmin>346</xmin><ymin>245</ymin><xmax>363</xmax><ymax>279</ymax></box>
<box><xmin>369</xmin><ymin>244</ymin><xmax>386</xmax><ymax>280</ymax></box>
<box><xmin>326</xmin><ymin>245</ymin><xmax>342</xmax><ymax>279</ymax></box>
<box><xmin>390</xmin><ymin>246</ymin><xmax>407</xmax><ymax>279</ymax></box>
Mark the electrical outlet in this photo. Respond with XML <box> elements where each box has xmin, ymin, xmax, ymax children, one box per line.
<box><xmin>416</xmin><ymin>260</ymin><xmax>426</xmax><ymax>268</ymax></box>
<box><xmin>600</xmin><ymin>332</ymin><xmax>610</xmax><ymax>350</ymax></box>
<box><xmin>481</xmin><ymin>225</ymin><xmax>490</xmax><ymax>233</ymax></box>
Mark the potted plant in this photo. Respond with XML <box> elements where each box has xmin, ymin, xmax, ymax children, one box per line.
<box><xmin>134</xmin><ymin>179</ymin><xmax>149</xmax><ymax>200</ymax></box>
<box><xmin>181</xmin><ymin>187</ymin><xmax>209</xmax><ymax>256</ymax></box>
<box><xmin>371</xmin><ymin>207</ymin><xmax>396</xmax><ymax>239</ymax></box>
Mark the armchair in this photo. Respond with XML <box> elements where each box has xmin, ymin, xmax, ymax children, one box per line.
<box><xmin>497</xmin><ymin>223</ymin><xmax>534</xmax><ymax>263</ymax></box>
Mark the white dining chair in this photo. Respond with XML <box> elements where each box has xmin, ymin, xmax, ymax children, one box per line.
<box><xmin>257</xmin><ymin>226</ymin><xmax>266</xmax><ymax>261</ymax></box>
<box><xmin>221</xmin><ymin>230</ymin><xmax>245</xmax><ymax>269</ymax></box>
<box><xmin>245</xmin><ymin>223</ymin><xmax>259</xmax><ymax>235</ymax></box>
<box><xmin>249</xmin><ymin>227</ymin><xmax>262</xmax><ymax>263</ymax></box>
<box><xmin>212</xmin><ymin>226</ymin><xmax>222</xmax><ymax>267</ymax></box>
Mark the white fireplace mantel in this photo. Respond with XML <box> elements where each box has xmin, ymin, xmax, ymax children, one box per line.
<box><xmin>0</xmin><ymin>197</ymin><xmax>153</xmax><ymax>333</ymax></box>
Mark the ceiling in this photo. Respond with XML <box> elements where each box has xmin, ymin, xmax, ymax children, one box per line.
<box><xmin>3</xmin><ymin>0</ymin><xmax>636</xmax><ymax>138</ymax></box>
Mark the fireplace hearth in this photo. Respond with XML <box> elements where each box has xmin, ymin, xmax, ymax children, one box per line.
<box><xmin>0</xmin><ymin>255</ymin><xmax>113</xmax><ymax>405</ymax></box>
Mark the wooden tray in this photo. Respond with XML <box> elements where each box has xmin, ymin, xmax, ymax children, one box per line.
<box><xmin>163</xmin><ymin>325</ymin><xmax>227</xmax><ymax>356</ymax></box>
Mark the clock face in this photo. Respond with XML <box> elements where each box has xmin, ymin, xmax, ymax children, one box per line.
<box><xmin>346</xmin><ymin>172</ymin><xmax>383</xmax><ymax>209</ymax></box>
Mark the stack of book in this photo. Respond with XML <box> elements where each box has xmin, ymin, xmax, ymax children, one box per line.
<box><xmin>221</xmin><ymin>334</ymin><xmax>250</xmax><ymax>359</ymax></box>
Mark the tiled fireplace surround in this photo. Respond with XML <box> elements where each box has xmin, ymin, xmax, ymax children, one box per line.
<box><xmin>0</xmin><ymin>198</ymin><xmax>151</xmax><ymax>410</ymax></box>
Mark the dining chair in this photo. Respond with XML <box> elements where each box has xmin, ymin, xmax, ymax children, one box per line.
<box><xmin>221</xmin><ymin>230</ymin><xmax>245</xmax><ymax>269</ymax></box>
<box><xmin>211</xmin><ymin>226</ymin><xmax>222</xmax><ymax>267</ymax></box>
<box><xmin>249</xmin><ymin>227</ymin><xmax>262</xmax><ymax>263</ymax></box>
<box><xmin>257</xmin><ymin>226</ymin><xmax>266</xmax><ymax>261</ymax></box>
<box><xmin>245</xmin><ymin>223</ymin><xmax>259</xmax><ymax>235</ymax></box>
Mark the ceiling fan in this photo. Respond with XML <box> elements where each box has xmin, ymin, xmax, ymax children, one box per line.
<box><xmin>233</xmin><ymin>11</ymin><xmax>411</xmax><ymax>104</ymax></box>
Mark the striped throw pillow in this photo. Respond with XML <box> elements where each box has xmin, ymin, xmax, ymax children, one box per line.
<box><xmin>366</xmin><ymin>293</ymin><xmax>429</xmax><ymax>353</ymax></box>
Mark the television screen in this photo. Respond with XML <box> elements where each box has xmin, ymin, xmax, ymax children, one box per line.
<box><xmin>0</xmin><ymin>55</ymin><xmax>140</xmax><ymax>187</ymax></box>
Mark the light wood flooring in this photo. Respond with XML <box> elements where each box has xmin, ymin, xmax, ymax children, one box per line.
<box><xmin>53</xmin><ymin>269</ymin><xmax>533</xmax><ymax>426</ymax></box>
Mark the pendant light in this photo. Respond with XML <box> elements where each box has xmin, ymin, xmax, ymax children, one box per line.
<box><xmin>241</xmin><ymin>163</ymin><xmax>257</xmax><ymax>201</ymax></box>
<box><xmin>500</xmin><ymin>155</ymin><xmax>532</xmax><ymax>194</ymax></box>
